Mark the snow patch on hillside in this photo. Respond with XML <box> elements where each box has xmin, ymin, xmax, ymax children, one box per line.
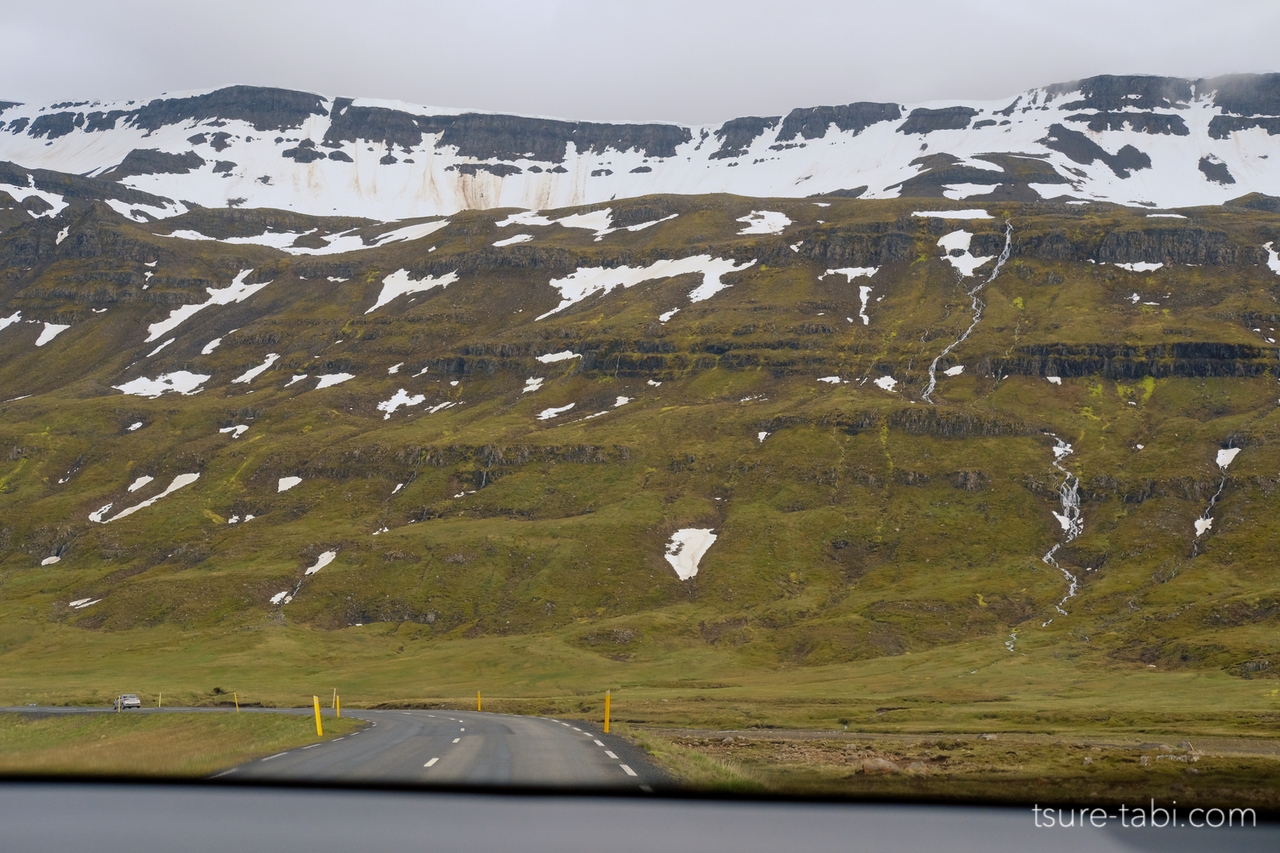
<box><xmin>165</xmin><ymin>219</ymin><xmax>448</xmax><ymax>255</ymax></box>
<box><xmin>146</xmin><ymin>269</ymin><xmax>270</xmax><ymax>342</ymax></box>
<box><xmin>232</xmin><ymin>353</ymin><xmax>279</xmax><ymax>383</ymax></box>
<box><xmin>315</xmin><ymin>373</ymin><xmax>354</xmax><ymax>389</ymax></box>
<box><xmin>378</xmin><ymin>388</ymin><xmax>426</xmax><ymax>418</ymax></box>
<box><xmin>34</xmin><ymin>323</ymin><xmax>70</xmax><ymax>346</ymax></box>
<box><xmin>538</xmin><ymin>256</ymin><xmax>755</xmax><ymax>320</ymax></box>
<box><xmin>536</xmin><ymin>350</ymin><xmax>580</xmax><ymax>363</ymax></box>
<box><xmin>305</xmin><ymin>550</ymin><xmax>336</xmax><ymax>575</ymax></box>
<box><xmin>938</xmin><ymin>231</ymin><xmax>993</xmax><ymax>278</ymax></box>
<box><xmin>95</xmin><ymin>473</ymin><xmax>200</xmax><ymax>523</ymax></box>
<box><xmin>114</xmin><ymin>371</ymin><xmax>210</xmax><ymax>398</ymax></box>
<box><xmin>366</xmin><ymin>269</ymin><xmax>459</xmax><ymax>313</ymax></box>
<box><xmin>537</xmin><ymin>403</ymin><xmax>575</xmax><ymax>420</ymax></box>
<box><xmin>664</xmin><ymin>528</ymin><xmax>717</xmax><ymax>580</ymax></box>
<box><xmin>0</xmin><ymin>181</ymin><xmax>67</xmax><ymax>218</ymax></box>
<box><xmin>737</xmin><ymin>210</ymin><xmax>790</xmax><ymax>235</ymax></box>
<box><xmin>913</xmin><ymin>209</ymin><xmax>992</xmax><ymax>219</ymax></box>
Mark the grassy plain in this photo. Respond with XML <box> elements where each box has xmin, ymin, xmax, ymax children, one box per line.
<box><xmin>0</xmin><ymin>710</ymin><xmax>363</xmax><ymax>776</ymax></box>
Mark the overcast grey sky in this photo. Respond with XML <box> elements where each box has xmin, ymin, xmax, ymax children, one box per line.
<box><xmin>4</xmin><ymin>0</ymin><xmax>1278</xmax><ymax>124</ymax></box>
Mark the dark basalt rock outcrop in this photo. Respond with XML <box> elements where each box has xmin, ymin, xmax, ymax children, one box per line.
<box><xmin>1096</xmin><ymin>226</ymin><xmax>1255</xmax><ymax>265</ymax></box>
<box><xmin>452</xmin><ymin>163</ymin><xmax>523</xmax><ymax>177</ymax></box>
<box><xmin>104</xmin><ymin>149</ymin><xmax>206</xmax><ymax>180</ymax></box>
<box><xmin>1208</xmin><ymin>115</ymin><xmax>1280</xmax><ymax>140</ymax></box>
<box><xmin>889</xmin><ymin>153</ymin><xmax>1069</xmax><ymax>198</ymax></box>
<box><xmin>127</xmin><ymin>86</ymin><xmax>329</xmax><ymax>132</ymax></box>
<box><xmin>710</xmin><ymin>116</ymin><xmax>780</xmax><ymax>160</ymax></box>
<box><xmin>996</xmin><ymin>342</ymin><xmax>1275</xmax><ymax>379</ymax></box>
<box><xmin>897</xmin><ymin>107</ymin><xmax>978</xmax><ymax>135</ymax></box>
<box><xmin>775</xmin><ymin>103</ymin><xmax>902</xmax><ymax>141</ymax></box>
<box><xmin>1051</xmin><ymin>75</ymin><xmax>1193</xmax><ymax>111</ymax></box>
<box><xmin>0</xmin><ymin>161</ymin><xmax>173</xmax><ymax>209</ymax></box>
<box><xmin>1203</xmin><ymin>73</ymin><xmax>1280</xmax><ymax>116</ymax></box>
<box><xmin>797</xmin><ymin>227</ymin><xmax>914</xmax><ymax>266</ymax></box>
<box><xmin>281</xmin><ymin>140</ymin><xmax>326</xmax><ymax>163</ymax></box>
<box><xmin>1065</xmin><ymin>112</ymin><xmax>1190</xmax><ymax>136</ymax></box>
<box><xmin>1039</xmin><ymin>123</ymin><xmax>1150</xmax><ymax>178</ymax></box>
<box><xmin>1199</xmin><ymin>157</ymin><xmax>1236</xmax><ymax>185</ymax></box>
<box><xmin>29</xmin><ymin>112</ymin><xmax>82</xmax><ymax>140</ymax></box>
<box><xmin>323</xmin><ymin>98</ymin><xmax>691</xmax><ymax>162</ymax></box>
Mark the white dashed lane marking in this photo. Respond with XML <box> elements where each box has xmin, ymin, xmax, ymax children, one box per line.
<box><xmin>261</xmin><ymin>752</ymin><xmax>289</xmax><ymax>762</ymax></box>
<box><xmin>424</xmin><ymin>758</ymin><xmax>439</xmax><ymax>767</ymax></box>
<box><xmin>302</xmin><ymin>744</ymin><xmax>320</xmax><ymax>750</ymax></box>
<box><xmin>605</xmin><ymin>750</ymin><xmax>618</xmax><ymax>759</ymax></box>
<box><xmin>452</xmin><ymin>737</ymin><xmax>461</xmax><ymax>743</ymax></box>
<box><xmin>593</xmin><ymin>739</ymin><xmax>604</xmax><ymax>746</ymax></box>
<box><xmin>620</xmin><ymin>764</ymin><xmax>637</xmax><ymax>777</ymax></box>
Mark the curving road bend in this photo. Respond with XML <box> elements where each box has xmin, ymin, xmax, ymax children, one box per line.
<box><xmin>223</xmin><ymin>709</ymin><xmax>659</xmax><ymax>790</ymax></box>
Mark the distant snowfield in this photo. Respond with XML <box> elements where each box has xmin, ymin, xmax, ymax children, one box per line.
<box><xmin>278</xmin><ymin>476</ymin><xmax>303</xmax><ymax>492</ymax></box>
<box><xmin>664</xmin><ymin>528</ymin><xmax>717</xmax><ymax>580</ymax></box>
<box><xmin>8</xmin><ymin>78</ymin><xmax>1280</xmax><ymax>220</ymax></box>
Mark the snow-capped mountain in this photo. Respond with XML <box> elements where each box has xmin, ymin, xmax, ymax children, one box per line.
<box><xmin>3</xmin><ymin>74</ymin><xmax>1280</xmax><ymax>221</ymax></box>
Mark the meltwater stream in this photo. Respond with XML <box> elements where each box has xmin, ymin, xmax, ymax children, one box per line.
<box><xmin>1039</xmin><ymin>436</ymin><xmax>1083</xmax><ymax>630</ymax></box>
<box><xmin>922</xmin><ymin>221</ymin><xmax>1013</xmax><ymax>403</ymax></box>
<box><xmin>1191</xmin><ymin>447</ymin><xmax>1241</xmax><ymax>556</ymax></box>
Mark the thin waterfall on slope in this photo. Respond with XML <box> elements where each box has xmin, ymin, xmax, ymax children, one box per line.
<box><xmin>922</xmin><ymin>220</ymin><xmax>1013</xmax><ymax>403</ymax></box>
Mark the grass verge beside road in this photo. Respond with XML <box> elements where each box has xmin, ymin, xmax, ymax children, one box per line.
<box><xmin>0</xmin><ymin>711</ymin><xmax>364</xmax><ymax>777</ymax></box>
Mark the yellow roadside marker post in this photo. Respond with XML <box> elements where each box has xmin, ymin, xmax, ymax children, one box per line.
<box><xmin>336</xmin><ymin>695</ymin><xmax>341</xmax><ymax>718</ymax></box>
<box><xmin>332</xmin><ymin>688</ymin><xmax>337</xmax><ymax>710</ymax></box>
<box><xmin>605</xmin><ymin>691</ymin><xmax>611</xmax><ymax>734</ymax></box>
<box><xmin>313</xmin><ymin>696</ymin><xmax>323</xmax><ymax>736</ymax></box>
<box><xmin>234</xmin><ymin>691</ymin><xmax>240</xmax><ymax>713</ymax></box>
<box><xmin>158</xmin><ymin>692</ymin><xmax>162</xmax><ymax>709</ymax></box>
<box><xmin>477</xmin><ymin>691</ymin><xmax>482</xmax><ymax>712</ymax></box>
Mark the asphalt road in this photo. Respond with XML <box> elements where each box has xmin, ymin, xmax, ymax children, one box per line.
<box><xmin>0</xmin><ymin>706</ymin><xmax>662</xmax><ymax>790</ymax></box>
